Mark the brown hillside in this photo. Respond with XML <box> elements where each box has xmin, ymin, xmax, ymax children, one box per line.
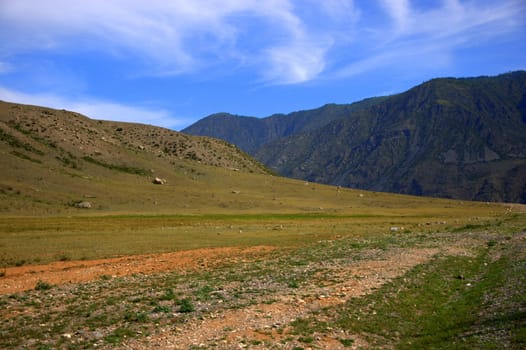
<box><xmin>0</xmin><ymin>101</ymin><xmax>266</xmax><ymax>173</ymax></box>
<box><xmin>0</xmin><ymin>101</ymin><xmax>269</xmax><ymax>214</ymax></box>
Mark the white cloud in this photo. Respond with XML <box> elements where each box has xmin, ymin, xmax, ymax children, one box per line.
<box><xmin>0</xmin><ymin>87</ymin><xmax>188</xmax><ymax>129</ymax></box>
<box><xmin>0</xmin><ymin>0</ymin><xmax>338</xmax><ymax>84</ymax></box>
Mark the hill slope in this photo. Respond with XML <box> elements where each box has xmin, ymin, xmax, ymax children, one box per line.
<box><xmin>0</xmin><ymin>101</ymin><xmax>270</xmax><ymax>214</ymax></box>
<box><xmin>184</xmin><ymin>71</ymin><xmax>526</xmax><ymax>203</ymax></box>
<box><xmin>2</xmin><ymin>100</ymin><xmax>447</xmax><ymax>216</ymax></box>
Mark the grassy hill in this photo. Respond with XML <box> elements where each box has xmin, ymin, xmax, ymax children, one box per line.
<box><xmin>0</xmin><ymin>99</ymin><xmax>450</xmax><ymax>216</ymax></box>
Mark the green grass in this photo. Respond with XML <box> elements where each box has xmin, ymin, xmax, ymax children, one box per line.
<box><xmin>0</xmin><ymin>211</ymin><xmax>515</xmax><ymax>267</ymax></box>
<box><xmin>34</xmin><ymin>280</ymin><xmax>53</xmax><ymax>291</ymax></box>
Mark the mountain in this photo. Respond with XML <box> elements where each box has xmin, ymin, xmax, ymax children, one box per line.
<box><xmin>184</xmin><ymin>71</ymin><xmax>526</xmax><ymax>203</ymax></box>
<box><xmin>182</xmin><ymin>97</ymin><xmax>387</xmax><ymax>153</ymax></box>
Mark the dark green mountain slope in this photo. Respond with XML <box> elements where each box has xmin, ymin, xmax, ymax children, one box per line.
<box><xmin>182</xmin><ymin>97</ymin><xmax>387</xmax><ymax>153</ymax></box>
<box><xmin>256</xmin><ymin>71</ymin><xmax>526</xmax><ymax>203</ymax></box>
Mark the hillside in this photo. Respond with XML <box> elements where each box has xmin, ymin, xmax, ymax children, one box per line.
<box><xmin>184</xmin><ymin>71</ymin><xmax>526</xmax><ymax>203</ymax></box>
<box><xmin>0</xmin><ymin>101</ymin><xmax>269</xmax><ymax>214</ymax></box>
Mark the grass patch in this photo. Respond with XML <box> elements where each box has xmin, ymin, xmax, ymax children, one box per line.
<box><xmin>82</xmin><ymin>156</ymin><xmax>149</xmax><ymax>176</ymax></box>
<box><xmin>338</xmin><ymin>337</ymin><xmax>354</xmax><ymax>347</ymax></box>
<box><xmin>0</xmin><ymin>128</ymin><xmax>44</xmax><ymax>156</ymax></box>
<box><xmin>34</xmin><ymin>280</ymin><xmax>53</xmax><ymax>291</ymax></box>
<box><xmin>10</xmin><ymin>150</ymin><xmax>42</xmax><ymax>163</ymax></box>
<box><xmin>104</xmin><ymin>327</ymin><xmax>135</xmax><ymax>344</ymax></box>
<box><xmin>178</xmin><ymin>298</ymin><xmax>195</xmax><ymax>313</ymax></box>
<box><xmin>331</xmin><ymin>243</ymin><xmax>525</xmax><ymax>349</ymax></box>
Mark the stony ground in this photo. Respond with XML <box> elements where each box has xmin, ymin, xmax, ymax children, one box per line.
<box><xmin>1</xmin><ymin>230</ymin><xmax>503</xmax><ymax>349</ymax></box>
<box><xmin>119</xmin><ymin>247</ymin><xmax>444</xmax><ymax>350</ymax></box>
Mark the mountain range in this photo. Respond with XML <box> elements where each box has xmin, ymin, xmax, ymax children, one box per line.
<box><xmin>183</xmin><ymin>71</ymin><xmax>526</xmax><ymax>203</ymax></box>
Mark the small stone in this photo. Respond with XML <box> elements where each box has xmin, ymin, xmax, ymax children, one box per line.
<box><xmin>75</xmin><ymin>201</ymin><xmax>91</xmax><ymax>209</ymax></box>
<box><xmin>153</xmin><ymin>177</ymin><xmax>165</xmax><ymax>185</ymax></box>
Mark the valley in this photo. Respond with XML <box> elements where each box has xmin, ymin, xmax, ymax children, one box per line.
<box><xmin>0</xmin><ymin>100</ymin><xmax>525</xmax><ymax>349</ymax></box>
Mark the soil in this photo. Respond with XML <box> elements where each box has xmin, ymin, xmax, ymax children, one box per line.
<box><xmin>0</xmin><ymin>246</ymin><xmax>275</xmax><ymax>295</ymax></box>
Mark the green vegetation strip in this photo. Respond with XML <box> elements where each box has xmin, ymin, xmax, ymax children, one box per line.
<box><xmin>291</xmin><ymin>239</ymin><xmax>526</xmax><ymax>349</ymax></box>
<box><xmin>0</xmin><ymin>128</ymin><xmax>44</xmax><ymax>156</ymax></box>
<box><xmin>82</xmin><ymin>156</ymin><xmax>149</xmax><ymax>176</ymax></box>
<box><xmin>0</xmin><ymin>213</ymin><xmax>520</xmax><ymax>267</ymax></box>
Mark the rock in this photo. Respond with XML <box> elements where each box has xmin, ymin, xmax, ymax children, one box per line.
<box><xmin>92</xmin><ymin>331</ymin><xmax>104</xmax><ymax>339</ymax></box>
<box><xmin>75</xmin><ymin>201</ymin><xmax>91</xmax><ymax>209</ymax></box>
<box><xmin>153</xmin><ymin>177</ymin><xmax>166</xmax><ymax>185</ymax></box>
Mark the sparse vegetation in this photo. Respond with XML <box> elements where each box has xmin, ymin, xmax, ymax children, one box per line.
<box><xmin>178</xmin><ymin>298</ymin><xmax>195</xmax><ymax>313</ymax></box>
<box><xmin>0</xmin><ymin>127</ymin><xmax>44</xmax><ymax>156</ymax></box>
<box><xmin>1</xmin><ymin>221</ymin><xmax>524</xmax><ymax>348</ymax></box>
<box><xmin>34</xmin><ymin>280</ymin><xmax>53</xmax><ymax>291</ymax></box>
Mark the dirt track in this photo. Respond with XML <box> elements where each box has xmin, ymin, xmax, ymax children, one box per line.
<box><xmin>119</xmin><ymin>247</ymin><xmax>443</xmax><ymax>350</ymax></box>
<box><xmin>0</xmin><ymin>237</ymin><xmax>484</xmax><ymax>349</ymax></box>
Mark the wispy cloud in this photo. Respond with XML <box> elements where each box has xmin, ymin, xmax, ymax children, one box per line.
<box><xmin>334</xmin><ymin>0</ymin><xmax>526</xmax><ymax>78</ymax></box>
<box><xmin>0</xmin><ymin>87</ymin><xmax>189</xmax><ymax>129</ymax></box>
<box><xmin>378</xmin><ymin>0</ymin><xmax>410</xmax><ymax>32</ymax></box>
<box><xmin>0</xmin><ymin>0</ymin><xmax>342</xmax><ymax>84</ymax></box>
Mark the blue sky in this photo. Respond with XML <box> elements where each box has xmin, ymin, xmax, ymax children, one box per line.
<box><xmin>1</xmin><ymin>0</ymin><xmax>525</xmax><ymax>130</ymax></box>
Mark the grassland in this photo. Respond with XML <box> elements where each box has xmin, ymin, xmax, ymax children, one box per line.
<box><xmin>0</xmin><ymin>204</ymin><xmax>516</xmax><ymax>268</ymax></box>
<box><xmin>1</xmin><ymin>203</ymin><xmax>524</xmax><ymax>349</ymax></box>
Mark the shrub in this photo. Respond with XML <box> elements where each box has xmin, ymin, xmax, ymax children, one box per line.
<box><xmin>35</xmin><ymin>280</ymin><xmax>53</xmax><ymax>291</ymax></box>
<box><xmin>178</xmin><ymin>298</ymin><xmax>194</xmax><ymax>313</ymax></box>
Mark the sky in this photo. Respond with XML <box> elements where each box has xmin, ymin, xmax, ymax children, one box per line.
<box><xmin>1</xmin><ymin>0</ymin><xmax>525</xmax><ymax>130</ymax></box>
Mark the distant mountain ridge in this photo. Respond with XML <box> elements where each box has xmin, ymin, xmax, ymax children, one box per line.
<box><xmin>183</xmin><ymin>71</ymin><xmax>526</xmax><ymax>203</ymax></box>
<box><xmin>183</xmin><ymin>97</ymin><xmax>387</xmax><ymax>153</ymax></box>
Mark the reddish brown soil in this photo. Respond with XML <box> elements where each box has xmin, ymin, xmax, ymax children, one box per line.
<box><xmin>0</xmin><ymin>246</ymin><xmax>275</xmax><ymax>295</ymax></box>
